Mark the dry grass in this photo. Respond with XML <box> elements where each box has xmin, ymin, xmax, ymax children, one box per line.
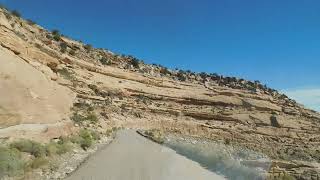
<box><xmin>0</xmin><ymin>146</ymin><xmax>25</xmax><ymax>177</ymax></box>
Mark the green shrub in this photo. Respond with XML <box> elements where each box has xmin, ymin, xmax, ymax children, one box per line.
<box><xmin>69</xmin><ymin>49</ymin><xmax>76</xmax><ymax>56</ymax></box>
<box><xmin>80</xmin><ymin>137</ymin><xmax>92</xmax><ymax>150</ymax></box>
<box><xmin>52</xmin><ymin>29</ymin><xmax>59</xmax><ymax>35</ymax></box>
<box><xmin>282</xmin><ymin>174</ymin><xmax>296</xmax><ymax>180</ymax></box>
<box><xmin>56</xmin><ymin>141</ymin><xmax>71</xmax><ymax>155</ymax></box>
<box><xmin>177</xmin><ymin>70</ymin><xmax>186</xmax><ymax>81</ymax></box>
<box><xmin>4</xmin><ymin>12</ymin><xmax>12</xmax><ymax>20</ymax></box>
<box><xmin>46</xmin><ymin>34</ymin><xmax>52</xmax><ymax>40</ymax></box>
<box><xmin>89</xmin><ymin>130</ymin><xmax>100</xmax><ymax>141</ymax></box>
<box><xmin>10</xmin><ymin>139</ymin><xmax>46</xmax><ymax>157</ymax></box>
<box><xmin>99</xmin><ymin>57</ymin><xmax>111</xmax><ymax>65</ymax></box>
<box><xmin>53</xmin><ymin>34</ymin><xmax>61</xmax><ymax>41</ymax></box>
<box><xmin>26</xmin><ymin>19</ymin><xmax>36</xmax><ymax>26</ymax></box>
<box><xmin>86</xmin><ymin>113</ymin><xmax>98</xmax><ymax>124</ymax></box>
<box><xmin>45</xmin><ymin>142</ymin><xmax>58</xmax><ymax>156</ymax></box>
<box><xmin>83</xmin><ymin>44</ymin><xmax>92</xmax><ymax>52</ymax></box>
<box><xmin>78</xmin><ymin>129</ymin><xmax>93</xmax><ymax>150</ymax></box>
<box><xmin>270</xmin><ymin>115</ymin><xmax>281</xmax><ymax>128</ymax></box>
<box><xmin>70</xmin><ymin>135</ymin><xmax>81</xmax><ymax>145</ymax></box>
<box><xmin>112</xmin><ymin>127</ymin><xmax>118</xmax><ymax>132</ymax></box>
<box><xmin>46</xmin><ymin>140</ymin><xmax>71</xmax><ymax>156</ymax></box>
<box><xmin>57</xmin><ymin>68</ymin><xmax>74</xmax><ymax>80</ymax></box>
<box><xmin>0</xmin><ymin>146</ymin><xmax>25</xmax><ymax>177</ymax></box>
<box><xmin>71</xmin><ymin>113</ymin><xmax>86</xmax><ymax>124</ymax></box>
<box><xmin>269</xmin><ymin>172</ymin><xmax>296</xmax><ymax>180</ymax></box>
<box><xmin>144</xmin><ymin>129</ymin><xmax>165</xmax><ymax>144</ymax></box>
<box><xmin>130</xmin><ymin>58</ymin><xmax>140</xmax><ymax>68</ymax></box>
<box><xmin>160</xmin><ymin>67</ymin><xmax>171</xmax><ymax>75</ymax></box>
<box><xmin>71</xmin><ymin>129</ymin><xmax>100</xmax><ymax>150</ymax></box>
<box><xmin>71</xmin><ymin>112</ymin><xmax>98</xmax><ymax>124</ymax></box>
<box><xmin>11</xmin><ymin>10</ymin><xmax>21</xmax><ymax>17</ymax></box>
<box><xmin>52</xmin><ymin>29</ymin><xmax>61</xmax><ymax>41</ymax></box>
<box><xmin>60</xmin><ymin>42</ymin><xmax>68</xmax><ymax>53</ymax></box>
<box><xmin>87</xmin><ymin>106</ymin><xmax>94</xmax><ymax>111</ymax></box>
<box><xmin>29</xmin><ymin>157</ymin><xmax>48</xmax><ymax>169</ymax></box>
<box><xmin>73</xmin><ymin>101</ymin><xmax>94</xmax><ymax>111</ymax></box>
<box><xmin>105</xmin><ymin>129</ymin><xmax>113</xmax><ymax>136</ymax></box>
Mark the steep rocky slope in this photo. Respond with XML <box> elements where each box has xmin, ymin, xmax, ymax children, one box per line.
<box><xmin>0</xmin><ymin>8</ymin><xmax>319</xmax><ymax>179</ymax></box>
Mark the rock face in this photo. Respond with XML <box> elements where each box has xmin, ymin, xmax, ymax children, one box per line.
<box><xmin>0</xmin><ymin>9</ymin><xmax>75</xmax><ymax>141</ymax></box>
<box><xmin>0</xmin><ymin>47</ymin><xmax>75</xmax><ymax>141</ymax></box>
<box><xmin>0</xmin><ymin>8</ymin><xmax>319</xmax><ymax>179</ymax></box>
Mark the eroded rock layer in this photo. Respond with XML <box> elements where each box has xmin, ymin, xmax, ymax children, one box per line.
<box><xmin>0</xmin><ymin>8</ymin><xmax>319</xmax><ymax>179</ymax></box>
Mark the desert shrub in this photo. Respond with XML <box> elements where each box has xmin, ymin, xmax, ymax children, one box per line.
<box><xmin>0</xmin><ymin>146</ymin><xmax>25</xmax><ymax>177</ymax></box>
<box><xmin>57</xmin><ymin>68</ymin><xmax>74</xmax><ymax>80</ymax></box>
<box><xmin>87</xmin><ymin>105</ymin><xmax>94</xmax><ymax>111</ymax></box>
<box><xmin>71</xmin><ymin>112</ymin><xmax>98</xmax><ymax>124</ymax></box>
<box><xmin>46</xmin><ymin>34</ymin><xmax>52</xmax><ymax>40</ymax></box>
<box><xmin>29</xmin><ymin>157</ymin><xmax>48</xmax><ymax>169</ymax></box>
<box><xmin>46</xmin><ymin>140</ymin><xmax>71</xmax><ymax>156</ymax></box>
<box><xmin>45</xmin><ymin>142</ymin><xmax>58</xmax><ymax>156</ymax></box>
<box><xmin>88</xmin><ymin>84</ymin><xmax>99</xmax><ymax>94</ymax></box>
<box><xmin>59</xmin><ymin>42</ymin><xmax>68</xmax><ymax>53</ymax></box>
<box><xmin>224</xmin><ymin>138</ymin><xmax>231</xmax><ymax>145</ymax></box>
<box><xmin>282</xmin><ymin>174</ymin><xmax>296</xmax><ymax>180</ymax></box>
<box><xmin>11</xmin><ymin>10</ymin><xmax>21</xmax><ymax>17</ymax></box>
<box><xmin>160</xmin><ymin>67</ymin><xmax>171</xmax><ymax>75</ymax></box>
<box><xmin>83</xmin><ymin>44</ymin><xmax>92</xmax><ymax>52</ymax></box>
<box><xmin>53</xmin><ymin>34</ymin><xmax>61</xmax><ymax>41</ymax></box>
<box><xmin>130</xmin><ymin>58</ymin><xmax>140</xmax><ymax>68</ymax></box>
<box><xmin>73</xmin><ymin>101</ymin><xmax>94</xmax><ymax>111</ymax></box>
<box><xmin>70</xmin><ymin>113</ymin><xmax>86</xmax><ymax>124</ymax></box>
<box><xmin>69</xmin><ymin>49</ymin><xmax>76</xmax><ymax>56</ymax></box>
<box><xmin>52</xmin><ymin>29</ymin><xmax>61</xmax><ymax>41</ymax></box>
<box><xmin>71</xmin><ymin>129</ymin><xmax>100</xmax><ymax>150</ymax></box>
<box><xmin>99</xmin><ymin>57</ymin><xmax>111</xmax><ymax>65</ymax></box>
<box><xmin>70</xmin><ymin>135</ymin><xmax>81</xmax><ymax>145</ymax></box>
<box><xmin>26</xmin><ymin>19</ymin><xmax>36</xmax><ymax>26</ymax></box>
<box><xmin>10</xmin><ymin>140</ymin><xmax>46</xmax><ymax>157</ymax></box>
<box><xmin>177</xmin><ymin>71</ymin><xmax>186</xmax><ymax>81</ymax></box>
<box><xmin>269</xmin><ymin>172</ymin><xmax>296</xmax><ymax>180</ymax></box>
<box><xmin>270</xmin><ymin>115</ymin><xmax>281</xmax><ymax>128</ymax></box>
<box><xmin>144</xmin><ymin>129</ymin><xmax>165</xmax><ymax>144</ymax></box>
<box><xmin>86</xmin><ymin>113</ymin><xmax>98</xmax><ymax>124</ymax></box>
<box><xmin>4</xmin><ymin>12</ymin><xmax>12</xmax><ymax>20</ymax></box>
<box><xmin>74</xmin><ymin>130</ymin><xmax>92</xmax><ymax>150</ymax></box>
<box><xmin>52</xmin><ymin>29</ymin><xmax>59</xmax><ymax>35</ymax></box>
<box><xmin>88</xmin><ymin>84</ymin><xmax>109</xmax><ymax>97</ymax></box>
<box><xmin>89</xmin><ymin>130</ymin><xmax>100</xmax><ymax>141</ymax></box>
<box><xmin>105</xmin><ymin>129</ymin><xmax>113</xmax><ymax>136</ymax></box>
<box><xmin>199</xmin><ymin>72</ymin><xmax>208</xmax><ymax>79</ymax></box>
<box><xmin>79</xmin><ymin>136</ymin><xmax>92</xmax><ymax>150</ymax></box>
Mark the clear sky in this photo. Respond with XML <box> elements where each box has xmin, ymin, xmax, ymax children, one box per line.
<box><xmin>1</xmin><ymin>0</ymin><xmax>319</xmax><ymax>111</ymax></box>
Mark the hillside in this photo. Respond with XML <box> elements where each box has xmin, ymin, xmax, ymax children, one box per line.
<box><xmin>0</xmin><ymin>7</ymin><xmax>320</xmax><ymax>179</ymax></box>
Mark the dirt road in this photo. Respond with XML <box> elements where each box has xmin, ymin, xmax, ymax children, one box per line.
<box><xmin>65</xmin><ymin>130</ymin><xmax>225</xmax><ymax>180</ymax></box>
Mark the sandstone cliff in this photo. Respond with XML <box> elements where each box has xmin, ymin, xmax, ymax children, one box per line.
<box><xmin>0</xmin><ymin>8</ymin><xmax>319</xmax><ymax>179</ymax></box>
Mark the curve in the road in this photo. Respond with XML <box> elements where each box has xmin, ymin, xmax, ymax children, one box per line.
<box><xmin>66</xmin><ymin>130</ymin><xmax>226</xmax><ymax>180</ymax></box>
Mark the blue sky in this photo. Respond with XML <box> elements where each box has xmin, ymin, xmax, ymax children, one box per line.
<box><xmin>1</xmin><ymin>0</ymin><xmax>319</xmax><ymax>111</ymax></box>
